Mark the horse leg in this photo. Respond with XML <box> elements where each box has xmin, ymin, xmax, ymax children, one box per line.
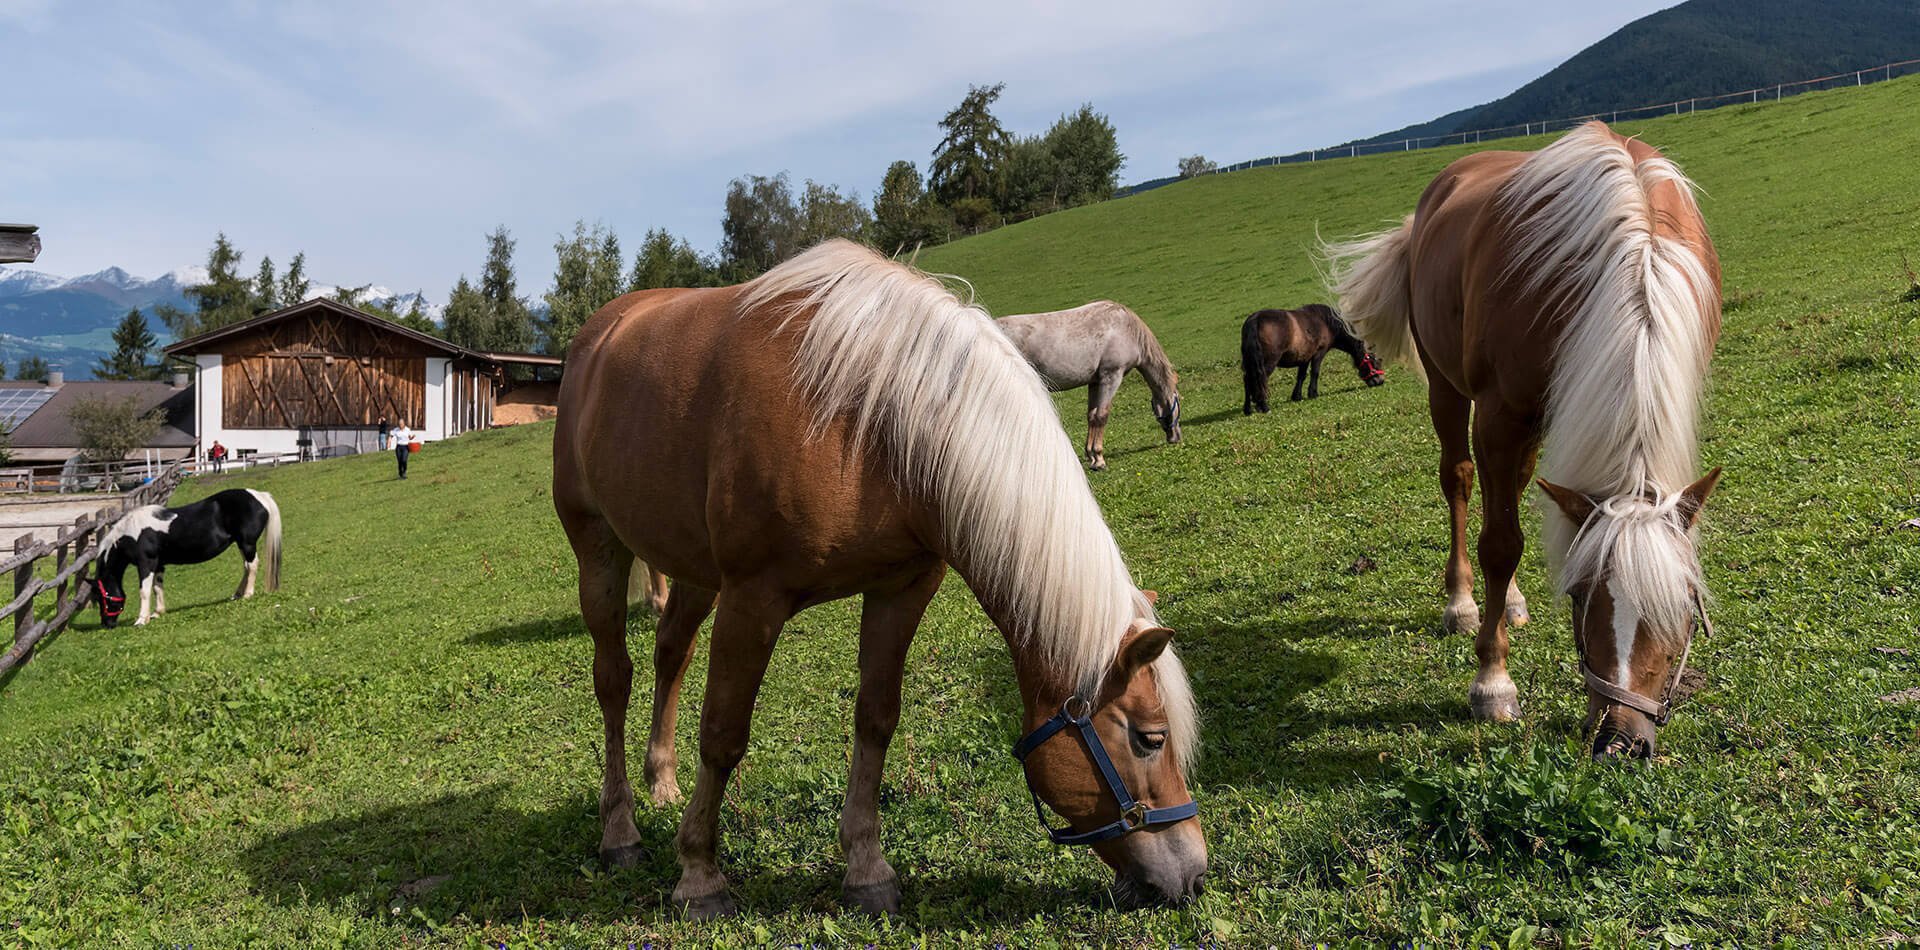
<box><xmin>153</xmin><ymin>568</ymin><xmax>166</xmax><ymax>615</ymax></box>
<box><xmin>1290</xmin><ymin>364</ymin><xmax>1307</xmax><ymax>401</ymax></box>
<box><xmin>1468</xmin><ymin>407</ymin><xmax>1536</xmax><ymax>722</ymax></box>
<box><xmin>644</xmin><ymin>582</ymin><xmax>717</xmax><ymax>806</ymax></box>
<box><xmin>842</xmin><ymin>565</ymin><xmax>943</xmax><ymax>915</ymax></box>
<box><xmin>1504</xmin><ymin>448</ymin><xmax>1540</xmax><ymax>628</ymax></box>
<box><xmin>562</xmin><ymin>516</ymin><xmax>648</xmax><ymax>868</ymax></box>
<box><xmin>1308</xmin><ymin>354</ymin><xmax>1325</xmax><ymax>398</ymax></box>
<box><xmin>673</xmin><ymin>586</ymin><xmax>787</xmax><ymax>919</ymax></box>
<box><xmin>134</xmin><ymin>567</ymin><xmax>155</xmax><ymax>627</ymax></box>
<box><xmin>1431</xmin><ymin>384</ymin><xmax>1479</xmax><ymax>635</ymax></box>
<box><xmin>1085</xmin><ymin>369</ymin><xmax>1121</xmax><ymax>471</ymax></box>
<box><xmin>648</xmin><ymin>566</ymin><xmax>670</xmax><ymax>616</ymax></box>
<box><xmin>234</xmin><ymin>538</ymin><xmax>259</xmax><ymax>600</ymax></box>
<box><xmin>628</xmin><ymin>559</ymin><xmax>671</xmax><ymax>617</ymax></box>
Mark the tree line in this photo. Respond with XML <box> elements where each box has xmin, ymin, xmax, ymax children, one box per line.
<box><xmin>49</xmin><ymin>82</ymin><xmax>1125</xmax><ymax>376</ymax></box>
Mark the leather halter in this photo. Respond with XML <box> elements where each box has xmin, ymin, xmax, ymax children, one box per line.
<box><xmin>1572</xmin><ymin>588</ymin><xmax>1711</xmax><ymax>727</ymax></box>
<box><xmin>1358</xmin><ymin>354</ymin><xmax>1385</xmax><ymax>383</ymax></box>
<box><xmin>94</xmin><ymin>578</ymin><xmax>126</xmax><ymax>619</ymax></box>
<box><xmin>1011</xmin><ymin>697</ymin><xmax>1198</xmax><ymax>846</ymax></box>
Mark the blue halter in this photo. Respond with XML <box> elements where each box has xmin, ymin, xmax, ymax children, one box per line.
<box><xmin>1011</xmin><ymin>697</ymin><xmax>1199</xmax><ymax>846</ymax></box>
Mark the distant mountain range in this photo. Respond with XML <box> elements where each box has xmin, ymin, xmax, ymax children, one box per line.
<box><xmin>1356</xmin><ymin>0</ymin><xmax>1920</xmax><ymax>146</ymax></box>
<box><xmin>0</xmin><ymin>265</ymin><xmax>439</xmax><ymax>379</ymax></box>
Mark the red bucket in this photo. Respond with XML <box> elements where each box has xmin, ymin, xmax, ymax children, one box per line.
<box><xmin>407</xmin><ymin>441</ymin><xmax>422</xmax><ymax>453</ymax></box>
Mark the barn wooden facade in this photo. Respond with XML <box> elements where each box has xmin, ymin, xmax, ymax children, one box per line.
<box><xmin>165</xmin><ymin>299</ymin><xmax>525</xmax><ymax>459</ymax></box>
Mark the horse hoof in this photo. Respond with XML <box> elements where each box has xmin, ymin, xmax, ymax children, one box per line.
<box><xmin>1505</xmin><ymin>603</ymin><xmax>1531</xmax><ymax>627</ymax></box>
<box><xmin>1442</xmin><ymin>603</ymin><xmax>1481</xmax><ymax>636</ymax></box>
<box><xmin>1089</xmin><ymin>460</ymin><xmax>1107</xmax><ymax>472</ymax></box>
<box><xmin>648</xmin><ymin>780</ymin><xmax>683</xmax><ymax>806</ymax></box>
<box><xmin>598</xmin><ymin>844</ymin><xmax>646</xmax><ymax>870</ymax></box>
<box><xmin>677</xmin><ymin>890</ymin><xmax>737</xmax><ymax>921</ymax></box>
<box><xmin>843</xmin><ymin>878</ymin><xmax>902</xmax><ymax>916</ymax></box>
<box><xmin>1469</xmin><ymin>679</ymin><xmax>1522</xmax><ymax>723</ymax></box>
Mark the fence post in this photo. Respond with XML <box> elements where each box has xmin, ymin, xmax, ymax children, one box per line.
<box><xmin>53</xmin><ymin>516</ymin><xmax>78</xmax><ymax>607</ymax></box>
<box><xmin>13</xmin><ymin>536</ymin><xmax>33</xmax><ymax>666</ymax></box>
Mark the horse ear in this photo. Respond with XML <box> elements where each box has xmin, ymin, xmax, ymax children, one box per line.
<box><xmin>1118</xmin><ymin>618</ymin><xmax>1173</xmax><ymax>676</ymax></box>
<box><xmin>1537</xmin><ymin>479</ymin><xmax>1597</xmax><ymax>526</ymax></box>
<box><xmin>1141</xmin><ymin>589</ymin><xmax>1159</xmax><ymax>605</ymax></box>
<box><xmin>1676</xmin><ymin>467</ymin><xmax>1723</xmax><ymax>530</ymax></box>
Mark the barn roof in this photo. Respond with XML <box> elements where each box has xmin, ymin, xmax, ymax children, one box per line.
<box><xmin>0</xmin><ymin>379</ymin><xmax>196</xmax><ymax>449</ymax></box>
<box><xmin>163</xmin><ymin>297</ymin><xmax>481</xmax><ymax>360</ymax></box>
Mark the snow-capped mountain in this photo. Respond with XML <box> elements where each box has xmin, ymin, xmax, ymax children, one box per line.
<box><xmin>0</xmin><ymin>264</ymin><xmax>440</xmax><ymax>379</ymax></box>
<box><xmin>0</xmin><ymin>264</ymin><xmax>439</xmax><ymax>320</ymax></box>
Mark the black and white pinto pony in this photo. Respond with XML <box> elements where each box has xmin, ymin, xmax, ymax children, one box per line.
<box><xmin>94</xmin><ymin>488</ymin><xmax>282</xmax><ymax>628</ymax></box>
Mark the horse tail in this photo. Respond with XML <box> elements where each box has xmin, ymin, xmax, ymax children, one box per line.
<box><xmin>1239</xmin><ymin>314</ymin><xmax>1267</xmax><ymax>412</ymax></box>
<box><xmin>248</xmin><ymin>489</ymin><xmax>282</xmax><ymax>592</ymax></box>
<box><xmin>1324</xmin><ymin>215</ymin><xmax>1423</xmax><ymax>381</ymax></box>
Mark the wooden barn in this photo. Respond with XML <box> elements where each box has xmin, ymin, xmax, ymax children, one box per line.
<box><xmin>164</xmin><ymin>298</ymin><xmax>552</xmax><ymax>459</ymax></box>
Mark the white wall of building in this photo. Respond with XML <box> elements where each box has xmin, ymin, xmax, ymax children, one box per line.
<box><xmin>423</xmin><ymin>357</ymin><xmax>449</xmax><ymax>442</ymax></box>
<box><xmin>193</xmin><ymin>354</ymin><xmax>454</xmax><ymax>461</ymax></box>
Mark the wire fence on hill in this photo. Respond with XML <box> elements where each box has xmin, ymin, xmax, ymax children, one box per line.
<box><xmin>1197</xmin><ymin>56</ymin><xmax>1920</xmax><ymax>177</ymax></box>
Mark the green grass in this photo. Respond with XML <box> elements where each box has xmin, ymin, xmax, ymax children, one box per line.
<box><xmin>4</xmin><ymin>77</ymin><xmax>1920</xmax><ymax>947</ymax></box>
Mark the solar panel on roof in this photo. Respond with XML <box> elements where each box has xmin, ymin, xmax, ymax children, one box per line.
<box><xmin>0</xmin><ymin>388</ymin><xmax>54</xmax><ymax>430</ymax></box>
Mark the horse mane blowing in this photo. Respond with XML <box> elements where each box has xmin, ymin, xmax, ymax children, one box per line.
<box><xmin>739</xmin><ymin>240</ymin><xmax>1195</xmax><ymax>767</ymax></box>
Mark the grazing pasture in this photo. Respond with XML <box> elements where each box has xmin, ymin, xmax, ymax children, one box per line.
<box><xmin>3</xmin><ymin>76</ymin><xmax>1919</xmax><ymax>947</ymax></box>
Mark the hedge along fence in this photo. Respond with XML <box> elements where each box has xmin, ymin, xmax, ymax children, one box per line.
<box><xmin>0</xmin><ymin>461</ymin><xmax>187</xmax><ymax>679</ymax></box>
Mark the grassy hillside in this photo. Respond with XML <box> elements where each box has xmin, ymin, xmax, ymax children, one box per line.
<box><xmin>3</xmin><ymin>76</ymin><xmax>1919</xmax><ymax>946</ymax></box>
<box><xmin>1362</xmin><ymin>0</ymin><xmax>1920</xmax><ymax>145</ymax></box>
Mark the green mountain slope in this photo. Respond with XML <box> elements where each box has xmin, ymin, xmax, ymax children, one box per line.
<box><xmin>1</xmin><ymin>78</ymin><xmax>1917</xmax><ymax>945</ymax></box>
<box><xmin>1362</xmin><ymin>0</ymin><xmax>1920</xmax><ymax>144</ymax></box>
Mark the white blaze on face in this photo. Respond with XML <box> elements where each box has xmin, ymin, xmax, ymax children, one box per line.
<box><xmin>1607</xmin><ymin>576</ymin><xmax>1639</xmax><ymax>689</ymax></box>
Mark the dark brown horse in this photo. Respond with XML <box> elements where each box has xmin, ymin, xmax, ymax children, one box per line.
<box><xmin>1239</xmin><ymin>304</ymin><xmax>1384</xmax><ymax>414</ymax></box>
<box><xmin>1328</xmin><ymin>122</ymin><xmax>1723</xmax><ymax>759</ymax></box>
<box><xmin>553</xmin><ymin>241</ymin><xmax>1204</xmax><ymax>918</ymax></box>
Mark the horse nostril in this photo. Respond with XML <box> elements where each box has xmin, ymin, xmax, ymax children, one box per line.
<box><xmin>1187</xmin><ymin>871</ymin><xmax>1207</xmax><ymax>897</ymax></box>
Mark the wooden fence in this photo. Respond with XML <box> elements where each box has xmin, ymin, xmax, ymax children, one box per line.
<box><xmin>0</xmin><ymin>460</ymin><xmax>187</xmax><ymax>678</ymax></box>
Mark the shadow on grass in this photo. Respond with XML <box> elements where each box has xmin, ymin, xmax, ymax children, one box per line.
<box><xmin>465</xmin><ymin>614</ymin><xmax>586</xmax><ymax>646</ymax></box>
<box><xmin>239</xmin><ymin>784</ymin><xmax>1116</xmax><ymax>928</ymax></box>
<box><xmin>971</xmin><ymin>610</ymin><xmax>1470</xmax><ymax>793</ymax></box>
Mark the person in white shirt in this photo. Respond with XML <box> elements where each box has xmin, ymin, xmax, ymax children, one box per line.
<box><xmin>391</xmin><ymin>422</ymin><xmax>414</xmax><ymax>479</ymax></box>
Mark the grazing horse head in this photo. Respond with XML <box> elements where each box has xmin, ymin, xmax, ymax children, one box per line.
<box><xmin>1357</xmin><ymin>351</ymin><xmax>1387</xmax><ymax>386</ymax></box>
<box><xmin>93</xmin><ymin>540</ymin><xmax>132</xmax><ymax>629</ymax></box>
<box><xmin>93</xmin><ymin>574</ymin><xmax>128</xmax><ymax>628</ymax></box>
<box><xmin>1323</xmin><ymin>308</ymin><xmax>1386</xmax><ymax>387</ymax></box>
<box><xmin>1014</xmin><ymin>604</ymin><xmax>1206</xmax><ymax>905</ymax></box>
<box><xmin>1539</xmin><ymin>469</ymin><xmax>1722</xmax><ymax>760</ymax></box>
<box><xmin>1151</xmin><ymin>386</ymin><xmax>1182</xmax><ymax>444</ymax></box>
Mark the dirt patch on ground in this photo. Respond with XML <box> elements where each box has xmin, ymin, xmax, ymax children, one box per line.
<box><xmin>491</xmin><ymin>402</ymin><xmax>557</xmax><ymax>426</ymax></box>
<box><xmin>492</xmin><ymin>382</ymin><xmax>559</xmax><ymax>426</ymax></box>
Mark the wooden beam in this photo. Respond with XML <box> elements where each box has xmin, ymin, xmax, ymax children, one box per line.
<box><xmin>0</xmin><ymin>224</ymin><xmax>40</xmax><ymax>264</ymax></box>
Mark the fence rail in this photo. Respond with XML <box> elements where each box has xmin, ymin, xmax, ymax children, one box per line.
<box><xmin>1200</xmin><ymin>56</ymin><xmax>1920</xmax><ymax>177</ymax></box>
<box><xmin>0</xmin><ymin>460</ymin><xmax>187</xmax><ymax>678</ymax></box>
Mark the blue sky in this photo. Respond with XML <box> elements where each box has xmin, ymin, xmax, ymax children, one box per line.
<box><xmin>1</xmin><ymin>0</ymin><xmax>1675</xmax><ymax>298</ymax></box>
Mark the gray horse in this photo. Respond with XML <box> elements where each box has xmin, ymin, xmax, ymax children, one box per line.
<box><xmin>998</xmin><ymin>301</ymin><xmax>1181</xmax><ymax>470</ymax></box>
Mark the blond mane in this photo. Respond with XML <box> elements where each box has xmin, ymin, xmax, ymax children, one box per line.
<box><xmin>740</xmin><ymin>241</ymin><xmax>1197</xmax><ymax>768</ymax></box>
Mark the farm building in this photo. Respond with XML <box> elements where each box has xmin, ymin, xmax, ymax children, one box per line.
<box><xmin>0</xmin><ymin>371</ymin><xmax>196</xmax><ymax>467</ymax></box>
<box><xmin>163</xmin><ymin>298</ymin><xmax>556</xmax><ymax>460</ymax></box>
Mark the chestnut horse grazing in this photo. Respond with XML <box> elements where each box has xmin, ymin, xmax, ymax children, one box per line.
<box><xmin>1328</xmin><ymin>122</ymin><xmax>1723</xmax><ymax>759</ymax></box>
<box><xmin>554</xmin><ymin>241</ymin><xmax>1204</xmax><ymax>918</ymax></box>
<box><xmin>997</xmin><ymin>301</ymin><xmax>1181</xmax><ymax>471</ymax></box>
<box><xmin>1239</xmin><ymin>304</ymin><xmax>1384</xmax><ymax>414</ymax></box>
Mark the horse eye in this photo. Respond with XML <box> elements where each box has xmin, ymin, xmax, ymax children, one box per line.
<box><xmin>1131</xmin><ymin>728</ymin><xmax>1168</xmax><ymax>756</ymax></box>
